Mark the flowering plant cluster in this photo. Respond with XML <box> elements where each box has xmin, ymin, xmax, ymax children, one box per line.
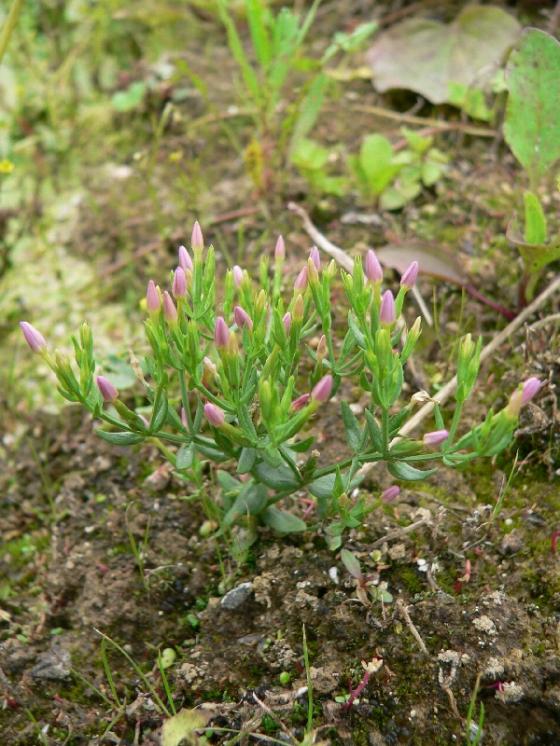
<box><xmin>20</xmin><ymin>223</ymin><xmax>542</xmax><ymax>547</ymax></box>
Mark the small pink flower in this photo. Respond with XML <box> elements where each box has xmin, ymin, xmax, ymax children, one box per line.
<box><xmin>178</xmin><ymin>245</ymin><xmax>193</xmax><ymax>272</ymax></box>
<box><xmin>294</xmin><ymin>265</ymin><xmax>308</xmax><ymax>291</ymax></box>
<box><xmin>365</xmin><ymin>249</ymin><xmax>383</xmax><ymax>283</ymax></box>
<box><xmin>180</xmin><ymin>407</ymin><xmax>188</xmax><ymax>428</ymax></box>
<box><xmin>380</xmin><ymin>290</ymin><xmax>395</xmax><ymax>325</ymax></box>
<box><xmin>400</xmin><ymin>261</ymin><xmax>419</xmax><ymax>289</ymax></box>
<box><xmin>163</xmin><ymin>291</ymin><xmax>178</xmax><ymax>323</ymax></box>
<box><xmin>96</xmin><ymin>375</ymin><xmax>118</xmax><ymax>403</ymax></box>
<box><xmin>283</xmin><ymin>312</ymin><xmax>292</xmax><ymax>334</ymax></box>
<box><xmin>146</xmin><ymin>280</ymin><xmax>161</xmax><ymax>313</ymax></box>
<box><xmin>19</xmin><ymin>322</ymin><xmax>46</xmax><ymax>353</ymax></box>
<box><xmin>309</xmin><ymin>246</ymin><xmax>321</xmax><ymax>270</ymax></box>
<box><xmin>214</xmin><ymin>316</ymin><xmax>230</xmax><ymax>348</ymax></box>
<box><xmin>381</xmin><ymin>485</ymin><xmax>400</xmax><ymax>503</ymax></box>
<box><xmin>423</xmin><ymin>429</ymin><xmax>449</xmax><ymax>446</ymax></box>
<box><xmin>275</xmin><ymin>235</ymin><xmax>285</xmax><ymax>261</ymax></box>
<box><xmin>172</xmin><ymin>267</ymin><xmax>187</xmax><ymax>298</ymax></box>
<box><xmin>521</xmin><ymin>377</ymin><xmax>542</xmax><ymax>405</ymax></box>
<box><xmin>191</xmin><ymin>220</ymin><xmax>204</xmax><ymax>250</ymax></box>
<box><xmin>311</xmin><ymin>374</ymin><xmax>333</xmax><ymax>403</ymax></box>
<box><xmin>204</xmin><ymin>402</ymin><xmax>225</xmax><ymax>427</ymax></box>
<box><xmin>234</xmin><ymin>305</ymin><xmax>253</xmax><ymax>330</ymax></box>
<box><xmin>291</xmin><ymin>393</ymin><xmax>311</xmax><ymax>411</ymax></box>
<box><xmin>232</xmin><ymin>265</ymin><xmax>243</xmax><ymax>288</ymax></box>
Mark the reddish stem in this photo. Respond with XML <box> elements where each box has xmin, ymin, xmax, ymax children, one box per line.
<box><xmin>341</xmin><ymin>670</ymin><xmax>372</xmax><ymax>712</ymax></box>
<box><xmin>464</xmin><ymin>284</ymin><xmax>516</xmax><ymax>321</ymax></box>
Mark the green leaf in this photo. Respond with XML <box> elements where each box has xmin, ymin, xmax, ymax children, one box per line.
<box><xmin>254</xmin><ymin>462</ymin><xmax>300</xmax><ymax>490</ymax></box>
<box><xmin>176</xmin><ymin>444</ymin><xmax>194</xmax><ymax>470</ymax></box>
<box><xmin>216</xmin><ymin>470</ymin><xmax>242</xmax><ymax>493</ymax></box>
<box><xmin>367</xmin><ymin>6</ymin><xmax>520</xmax><ymax>105</ymax></box>
<box><xmin>111</xmin><ymin>81</ymin><xmax>146</xmax><ymax>112</ymax></box>
<box><xmin>340</xmin><ymin>401</ymin><xmax>362</xmax><ymax>452</ymax></box>
<box><xmin>161</xmin><ymin>708</ymin><xmax>209</xmax><ymax>746</ymax></box>
<box><xmin>224</xmin><ymin>483</ymin><xmax>268</xmax><ymax>525</ymax></box>
<box><xmin>262</xmin><ymin>507</ymin><xmax>307</xmax><ymax>534</ymax></box>
<box><xmin>289</xmin><ymin>436</ymin><xmax>315</xmax><ymax>452</ymax></box>
<box><xmin>504</xmin><ymin>29</ymin><xmax>560</xmax><ymax>187</ymax></box>
<box><xmin>356</xmin><ymin>134</ymin><xmax>399</xmax><ymax>196</ymax></box>
<box><xmin>96</xmin><ymin>430</ymin><xmax>144</xmax><ymax>446</ymax></box>
<box><xmin>340</xmin><ymin>548</ymin><xmax>362</xmax><ymax>579</ymax></box>
<box><xmin>237</xmin><ymin>447</ymin><xmax>257</xmax><ymax>474</ymax></box>
<box><xmin>388</xmin><ymin>461</ymin><xmax>436</xmax><ymax>481</ymax></box>
<box><xmin>150</xmin><ymin>388</ymin><xmax>168</xmax><ymax>432</ymax></box>
<box><xmin>523</xmin><ymin>191</ymin><xmax>548</xmax><ymax>245</ymax></box>
<box><xmin>308</xmin><ymin>473</ymin><xmax>335</xmax><ymax>499</ymax></box>
<box><xmin>291</xmin><ymin>138</ymin><xmax>330</xmax><ymax>171</ymax></box>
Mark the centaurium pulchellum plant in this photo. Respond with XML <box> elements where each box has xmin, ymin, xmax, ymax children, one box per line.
<box><xmin>20</xmin><ymin>223</ymin><xmax>542</xmax><ymax>547</ymax></box>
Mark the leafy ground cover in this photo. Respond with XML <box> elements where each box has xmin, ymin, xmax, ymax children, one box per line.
<box><xmin>1</xmin><ymin>1</ymin><xmax>560</xmax><ymax>744</ymax></box>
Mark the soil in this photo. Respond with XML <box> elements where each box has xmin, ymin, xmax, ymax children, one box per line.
<box><xmin>2</xmin><ymin>1</ymin><xmax>560</xmax><ymax>745</ymax></box>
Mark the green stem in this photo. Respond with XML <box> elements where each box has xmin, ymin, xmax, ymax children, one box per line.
<box><xmin>0</xmin><ymin>0</ymin><xmax>24</xmax><ymax>66</ymax></box>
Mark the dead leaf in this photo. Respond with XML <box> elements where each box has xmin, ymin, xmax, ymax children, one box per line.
<box><xmin>367</xmin><ymin>5</ymin><xmax>520</xmax><ymax>104</ymax></box>
<box><xmin>376</xmin><ymin>243</ymin><xmax>466</xmax><ymax>286</ymax></box>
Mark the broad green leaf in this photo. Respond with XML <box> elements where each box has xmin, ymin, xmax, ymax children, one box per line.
<box><xmin>291</xmin><ymin>138</ymin><xmax>330</xmax><ymax>171</ymax></box>
<box><xmin>111</xmin><ymin>81</ymin><xmax>146</xmax><ymax>112</ymax></box>
<box><xmin>95</xmin><ymin>430</ymin><xmax>144</xmax><ymax>446</ymax></box>
<box><xmin>237</xmin><ymin>447</ymin><xmax>257</xmax><ymax>474</ymax></box>
<box><xmin>357</xmin><ymin>134</ymin><xmax>399</xmax><ymax>196</ymax></box>
<box><xmin>523</xmin><ymin>191</ymin><xmax>548</xmax><ymax>245</ymax></box>
<box><xmin>161</xmin><ymin>708</ymin><xmax>208</xmax><ymax>746</ymax></box>
<box><xmin>340</xmin><ymin>401</ymin><xmax>362</xmax><ymax>452</ymax></box>
<box><xmin>224</xmin><ymin>483</ymin><xmax>268</xmax><ymax>525</ymax></box>
<box><xmin>504</xmin><ymin>29</ymin><xmax>560</xmax><ymax>187</ymax></box>
<box><xmin>176</xmin><ymin>444</ymin><xmax>194</xmax><ymax>470</ymax></box>
<box><xmin>367</xmin><ymin>6</ymin><xmax>520</xmax><ymax>105</ymax></box>
<box><xmin>340</xmin><ymin>548</ymin><xmax>362</xmax><ymax>579</ymax></box>
<box><xmin>308</xmin><ymin>473</ymin><xmax>336</xmax><ymax>499</ymax></box>
<box><xmin>254</xmin><ymin>462</ymin><xmax>300</xmax><ymax>490</ymax></box>
<box><xmin>262</xmin><ymin>506</ymin><xmax>307</xmax><ymax>533</ymax></box>
<box><xmin>388</xmin><ymin>461</ymin><xmax>436</xmax><ymax>481</ymax></box>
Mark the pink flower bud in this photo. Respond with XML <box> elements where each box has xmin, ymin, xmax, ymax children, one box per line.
<box><xmin>232</xmin><ymin>265</ymin><xmax>243</xmax><ymax>288</ymax></box>
<box><xmin>291</xmin><ymin>393</ymin><xmax>311</xmax><ymax>411</ymax></box>
<box><xmin>96</xmin><ymin>375</ymin><xmax>118</xmax><ymax>403</ymax></box>
<box><xmin>275</xmin><ymin>235</ymin><xmax>285</xmax><ymax>261</ymax></box>
<box><xmin>294</xmin><ymin>265</ymin><xmax>308</xmax><ymax>291</ymax></box>
<box><xmin>309</xmin><ymin>246</ymin><xmax>321</xmax><ymax>270</ymax></box>
<box><xmin>191</xmin><ymin>220</ymin><xmax>204</xmax><ymax>250</ymax></box>
<box><xmin>311</xmin><ymin>374</ymin><xmax>333</xmax><ymax>403</ymax></box>
<box><xmin>400</xmin><ymin>261</ymin><xmax>419</xmax><ymax>289</ymax></box>
<box><xmin>204</xmin><ymin>402</ymin><xmax>225</xmax><ymax>427</ymax></box>
<box><xmin>521</xmin><ymin>377</ymin><xmax>542</xmax><ymax>405</ymax></box>
<box><xmin>423</xmin><ymin>429</ymin><xmax>449</xmax><ymax>446</ymax></box>
<box><xmin>316</xmin><ymin>334</ymin><xmax>328</xmax><ymax>361</ymax></box>
<box><xmin>214</xmin><ymin>316</ymin><xmax>230</xmax><ymax>348</ymax></box>
<box><xmin>146</xmin><ymin>280</ymin><xmax>161</xmax><ymax>313</ymax></box>
<box><xmin>381</xmin><ymin>485</ymin><xmax>400</xmax><ymax>503</ymax></box>
<box><xmin>181</xmin><ymin>407</ymin><xmax>188</xmax><ymax>428</ymax></box>
<box><xmin>19</xmin><ymin>321</ymin><xmax>46</xmax><ymax>353</ymax></box>
<box><xmin>293</xmin><ymin>294</ymin><xmax>304</xmax><ymax>321</ymax></box>
<box><xmin>283</xmin><ymin>312</ymin><xmax>292</xmax><ymax>334</ymax></box>
<box><xmin>365</xmin><ymin>249</ymin><xmax>383</xmax><ymax>283</ymax></box>
<box><xmin>380</xmin><ymin>290</ymin><xmax>395</xmax><ymax>325</ymax></box>
<box><xmin>172</xmin><ymin>267</ymin><xmax>187</xmax><ymax>298</ymax></box>
<box><xmin>163</xmin><ymin>291</ymin><xmax>178</xmax><ymax>323</ymax></box>
<box><xmin>234</xmin><ymin>305</ymin><xmax>253</xmax><ymax>330</ymax></box>
<box><xmin>178</xmin><ymin>245</ymin><xmax>193</xmax><ymax>272</ymax></box>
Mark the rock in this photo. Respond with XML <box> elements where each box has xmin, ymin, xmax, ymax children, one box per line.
<box><xmin>31</xmin><ymin>640</ymin><xmax>71</xmax><ymax>681</ymax></box>
<box><xmin>501</xmin><ymin>531</ymin><xmax>523</xmax><ymax>555</ymax></box>
<box><xmin>220</xmin><ymin>582</ymin><xmax>253</xmax><ymax>610</ymax></box>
